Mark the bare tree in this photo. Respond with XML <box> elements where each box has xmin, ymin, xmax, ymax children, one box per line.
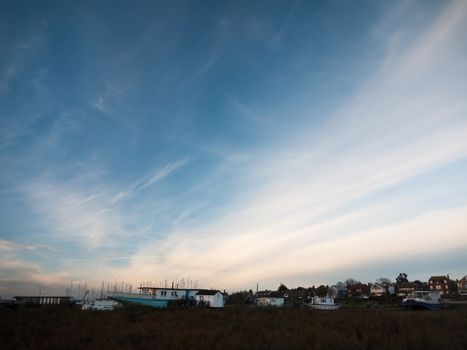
<box><xmin>376</xmin><ymin>277</ymin><xmax>392</xmax><ymax>286</ymax></box>
<box><xmin>396</xmin><ymin>273</ymin><xmax>408</xmax><ymax>284</ymax></box>
<box><xmin>345</xmin><ymin>278</ymin><xmax>360</xmax><ymax>286</ymax></box>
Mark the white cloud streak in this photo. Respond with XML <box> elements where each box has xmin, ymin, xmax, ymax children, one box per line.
<box><xmin>0</xmin><ymin>239</ymin><xmax>55</xmax><ymax>252</ymax></box>
<box><xmin>18</xmin><ymin>159</ymin><xmax>186</xmax><ymax>251</ymax></box>
<box><xmin>21</xmin><ymin>176</ymin><xmax>122</xmax><ymax>248</ymax></box>
<box><xmin>0</xmin><ymin>239</ymin><xmax>70</xmax><ymax>297</ymax></box>
<box><xmin>0</xmin><ymin>22</ymin><xmax>47</xmax><ymax>96</ymax></box>
<box><xmin>93</xmin><ymin>96</ymin><xmax>108</xmax><ymax>112</ymax></box>
<box><xmin>112</xmin><ymin>159</ymin><xmax>187</xmax><ymax>204</ymax></box>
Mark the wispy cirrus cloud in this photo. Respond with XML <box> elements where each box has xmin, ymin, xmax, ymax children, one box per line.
<box><xmin>93</xmin><ymin>96</ymin><xmax>108</xmax><ymax>112</ymax></box>
<box><xmin>19</xmin><ymin>158</ymin><xmax>187</xmax><ymax>250</ymax></box>
<box><xmin>0</xmin><ymin>239</ymin><xmax>55</xmax><ymax>252</ymax></box>
<box><xmin>229</xmin><ymin>96</ymin><xmax>267</xmax><ymax>124</ymax></box>
<box><xmin>0</xmin><ymin>24</ymin><xmax>49</xmax><ymax>151</ymax></box>
<box><xmin>267</xmin><ymin>1</ymin><xmax>299</xmax><ymax>49</ymax></box>
<box><xmin>0</xmin><ymin>256</ymin><xmax>73</xmax><ymax>297</ymax></box>
<box><xmin>0</xmin><ymin>238</ymin><xmax>68</xmax><ymax>297</ymax></box>
<box><xmin>21</xmin><ymin>174</ymin><xmax>122</xmax><ymax>248</ymax></box>
<box><xmin>0</xmin><ymin>21</ymin><xmax>47</xmax><ymax>96</ymax></box>
<box><xmin>116</xmin><ymin>204</ymin><xmax>467</xmax><ymax>290</ymax></box>
<box><xmin>113</xmin><ymin>159</ymin><xmax>187</xmax><ymax>204</ymax></box>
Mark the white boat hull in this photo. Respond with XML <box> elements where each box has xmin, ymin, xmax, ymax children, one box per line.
<box><xmin>305</xmin><ymin>303</ymin><xmax>341</xmax><ymax>310</ymax></box>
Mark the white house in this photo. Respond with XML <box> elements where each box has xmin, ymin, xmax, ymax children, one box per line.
<box><xmin>329</xmin><ymin>284</ymin><xmax>347</xmax><ymax>298</ymax></box>
<box><xmin>256</xmin><ymin>297</ymin><xmax>284</xmax><ymax>307</ymax></box>
<box><xmin>370</xmin><ymin>283</ymin><xmax>395</xmax><ymax>296</ymax></box>
<box><xmin>370</xmin><ymin>284</ymin><xmax>385</xmax><ymax>296</ymax></box>
<box><xmin>195</xmin><ymin>290</ymin><xmax>225</xmax><ymax>308</ymax></box>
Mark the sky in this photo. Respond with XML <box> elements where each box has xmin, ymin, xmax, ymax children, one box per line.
<box><xmin>1</xmin><ymin>0</ymin><xmax>467</xmax><ymax>297</ymax></box>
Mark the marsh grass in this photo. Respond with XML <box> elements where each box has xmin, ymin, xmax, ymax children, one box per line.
<box><xmin>1</xmin><ymin>305</ymin><xmax>466</xmax><ymax>349</ymax></box>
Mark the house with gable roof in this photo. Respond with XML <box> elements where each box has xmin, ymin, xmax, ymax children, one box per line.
<box><xmin>255</xmin><ymin>290</ymin><xmax>285</xmax><ymax>307</ymax></box>
<box><xmin>429</xmin><ymin>276</ymin><xmax>450</xmax><ymax>296</ymax></box>
<box><xmin>457</xmin><ymin>275</ymin><xmax>467</xmax><ymax>295</ymax></box>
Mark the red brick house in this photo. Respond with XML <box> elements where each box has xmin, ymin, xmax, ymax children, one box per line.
<box><xmin>458</xmin><ymin>275</ymin><xmax>467</xmax><ymax>295</ymax></box>
<box><xmin>347</xmin><ymin>283</ymin><xmax>370</xmax><ymax>298</ymax></box>
<box><xmin>429</xmin><ymin>276</ymin><xmax>450</xmax><ymax>296</ymax></box>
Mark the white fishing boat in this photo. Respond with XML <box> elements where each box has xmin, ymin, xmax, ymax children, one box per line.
<box><xmin>402</xmin><ymin>291</ymin><xmax>447</xmax><ymax>311</ymax></box>
<box><xmin>305</xmin><ymin>296</ymin><xmax>341</xmax><ymax>310</ymax></box>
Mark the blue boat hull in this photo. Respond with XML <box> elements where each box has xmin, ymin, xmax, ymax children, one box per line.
<box><xmin>110</xmin><ymin>296</ymin><xmax>170</xmax><ymax>308</ymax></box>
<box><xmin>402</xmin><ymin>299</ymin><xmax>446</xmax><ymax>311</ymax></box>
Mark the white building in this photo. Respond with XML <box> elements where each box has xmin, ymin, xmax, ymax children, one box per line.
<box><xmin>329</xmin><ymin>284</ymin><xmax>347</xmax><ymax>298</ymax></box>
<box><xmin>370</xmin><ymin>283</ymin><xmax>395</xmax><ymax>296</ymax></box>
<box><xmin>195</xmin><ymin>290</ymin><xmax>225</xmax><ymax>308</ymax></box>
<box><xmin>82</xmin><ymin>299</ymin><xmax>119</xmax><ymax>311</ymax></box>
<box><xmin>307</xmin><ymin>296</ymin><xmax>341</xmax><ymax>310</ymax></box>
<box><xmin>256</xmin><ymin>296</ymin><xmax>284</xmax><ymax>307</ymax></box>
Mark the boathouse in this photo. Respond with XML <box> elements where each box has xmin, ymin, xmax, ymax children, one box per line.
<box><xmin>195</xmin><ymin>290</ymin><xmax>225</xmax><ymax>308</ymax></box>
<box><xmin>256</xmin><ymin>291</ymin><xmax>284</xmax><ymax>307</ymax></box>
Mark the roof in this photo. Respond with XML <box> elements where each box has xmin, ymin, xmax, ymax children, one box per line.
<box><xmin>137</xmin><ymin>287</ymin><xmax>224</xmax><ymax>295</ymax></box>
<box><xmin>349</xmin><ymin>283</ymin><xmax>370</xmax><ymax>291</ymax></box>
<box><xmin>14</xmin><ymin>296</ymin><xmax>70</xmax><ymax>299</ymax></box>
<box><xmin>195</xmin><ymin>289</ymin><xmax>221</xmax><ymax>296</ymax></box>
<box><xmin>330</xmin><ymin>284</ymin><xmax>346</xmax><ymax>290</ymax></box>
<box><xmin>256</xmin><ymin>295</ymin><xmax>284</xmax><ymax>300</ymax></box>
<box><xmin>459</xmin><ymin>275</ymin><xmax>467</xmax><ymax>282</ymax></box>
<box><xmin>397</xmin><ymin>282</ymin><xmax>417</xmax><ymax>289</ymax></box>
<box><xmin>139</xmin><ymin>287</ymin><xmax>199</xmax><ymax>291</ymax></box>
<box><xmin>429</xmin><ymin>276</ymin><xmax>448</xmax><ymax>282</ymax></box>
<box><xmin>256</xmin><ymin>290</ymin><xmax>284</xmax><ymax>298</ymax></box>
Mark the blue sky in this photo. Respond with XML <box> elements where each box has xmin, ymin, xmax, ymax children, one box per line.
<box><xmin>1</xmin><ymin>0</ymin><xmax>467</xmax><ymax>297</ymax></box>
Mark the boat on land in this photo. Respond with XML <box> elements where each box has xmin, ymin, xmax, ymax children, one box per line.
<box><xmin>402</xmin><ymin>291</ymin><xmax>447</xmax><ymax>310</ymax></box>
<box><xmin>108</xmin><ymin>287</ymin><xmax>225</xmax><ymax>308</ymax></box>
<box><xmin>305</xmin><ymin>296</ymin><xmax>341</xmax><ymax>310</ymax></box>
<box><xmin>81</xmin><ymin>299</ymin><xmax>120</xmax><ymax>311</ymax></box>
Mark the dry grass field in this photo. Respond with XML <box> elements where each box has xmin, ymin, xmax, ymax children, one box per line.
<box><xmin>1</xmin><ymin>305</ymin><xmax>466</xmax><ymax>349</ymax></box>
